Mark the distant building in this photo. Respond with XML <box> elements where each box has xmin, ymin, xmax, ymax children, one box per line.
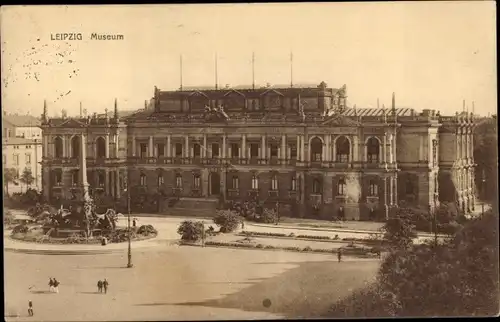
<box><xmin>40</xmin><ymin>82</ymin><xmax>476</xmax><ymax>218</ymax></box>
<box><xmin>2</xmin><ymin>113</ymin><xmax>43</xmax><ymax>193</ymax></box>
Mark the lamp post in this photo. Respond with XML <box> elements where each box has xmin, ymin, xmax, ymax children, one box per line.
<box><xmin>125</xmin><ymin>170</ymin><xmax>133</xmax><ymax>268</ymax></box>
<box><xmin>481</xmin><ymin>168</ymin><xmax>486</xmax><ymax>216</ymax></box>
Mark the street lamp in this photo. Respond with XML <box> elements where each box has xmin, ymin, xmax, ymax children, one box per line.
<box><xmin>481</xmin><ymin>168</ymin><xmax>486</xmax><ymax>216</ymax></box>
<box><xmin>124</xmin><ymin>170</ymin><xmax>133</xmax><ymax>268</ymax></box>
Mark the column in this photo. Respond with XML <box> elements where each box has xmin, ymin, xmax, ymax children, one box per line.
<box><xmin>353</xmin><ymin>136</ymin><xmax>359</xmax><ymax>162</ymax></box>
<box><xmin>394</xmin><ymin>174</ymin><xmax>398</xmax><ymax>206</ymax></box>
<box><xmin>261</xmin><ymin>136</ymin><xmax>266</xmax><ymax>159</ymax></box>
<box><xmin>281</xmin><ymin>135</ymin><xmax>286</xmax><ymax>160</ymax></box>
<box><xmin>105</xmin><ymin>169</ymin><xmax>110</xmax><ymax>195</ymax></box>
<box><xmin>132</xmin><ymin>135</ymin><xmax>136</xmax><ymax>157</ymax></box>
<box><xmin>465</xmin><ymin>130</ymin><xmax>469</xmax><ymax>160</ymax></box>
<box><xmin>296</xmin><ymin>136</ymin><xmax>301</xmax><ymax>161</ymax></box>
<box><xmin>383</xmin><ymin>133</ymin><xmax>387</xmax><ymax>163</ymax></box>
<box><xmin>167</xmin><ymin>135</ymin><xmax>171</xmax><ymax>158</ymax></box>
<box><xmin>241</xmin><ymin>134</ymin><xmax>246</xmax><ymax>159</ymax></box>
<box><xmin>389</xmin><ymin>176</ymin><xmax>394</xmax><ymax>205</ymax></box>
<box><xmin>43</xmin><ymin>135</ymin><xmax>48</xmax><ymax>158</ymax></box>
<box><xmin>184</xmin><ymin>136</ymin><xmax>189</xmax><ymax>158</ymax></box>
<box><xmin>222</xmin><ymin>135</ymin><xmax>227</xmax><ymax>158</ymax></box>
<box><xmin>114</xmin><ymin>134</ymin><xmax>119</xmax><ymax>158</ymax></box>
<box><xmin>105</xmin><ymin>134</ymin><xmax>110</xmax><ymax>158</ymax></box>
<box><xmin>300</xmin><ymin>135</ymin><xmax>305</xmax><ymax>161</ymax></box>
<box><xmin>384</xmin><ymin>176</ymin><xmax>389</xmax><ymax>219</ymax></box>
<box><xmin>115</xmin><ymin>169</ymin><xmax>121</xmax><ymax>198</ymax></box>
<box><xmin>148</xmin><ymin>136</ymin><xmax>154</xmax><ymax>157</ymax></box>
<box><xmin>62</xmin><ymin>136</ymin><xmax>67</xmax><ymax>158</ymax></box>
<box><xmin>389</xmin><ymin>134</ymin><xmax>394</xmax><ymax>164</ymax></box>
<box><xmin>203</xmin><ymin>134</ymin><xmax>207</xmax><ymax>158</ymax></box>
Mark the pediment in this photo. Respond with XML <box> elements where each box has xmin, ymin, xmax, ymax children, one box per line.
<box><xmin>322</xmin><ymin>115</ymin><xmax>360</xmax><ymax>126</ymax></box>
<box><xmin>58</xmin><ymin>118</ymin><xmax>87</xmax><ymax>128</ymax></box>
<box><xmin>223</xmin><ymin>89</ymin><xmax>245</xmax><ymax>98</ymax></box>
<box><xmin>188</xmin><ymin>90</ymin><xmax>210</xmax><ymax>99</ymax></box>
<box><xmin>260</xmin><ymin>88</ymin><xmax>284</xmax><ymax>97</ymax></box>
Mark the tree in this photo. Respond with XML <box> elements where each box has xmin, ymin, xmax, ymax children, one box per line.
<box><xmin>20</xmin><ymin>167</ymin><xmax>35</xmax><ymax>188</ymax></box>
<box><xmin>473</xmin><ymin>116</ymin><xmax>498</xmax><ymax>203</ymax></box>
<box><xmin>3</xmin><ymin>167</ymin><xmax>18</xmax><ymax>196</ymax></box>
<box><xmin>382</xmin><ymin>208</ymin><xmax>417</xmax><ymax>250</ymax></box>
<box><xmin>213</xmin><ymin>210</ymin><xmax>241</xmax><ymax>233</ymax></box>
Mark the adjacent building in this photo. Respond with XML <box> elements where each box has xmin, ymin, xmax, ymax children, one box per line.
<box><xmin>3</xmin><ymin>113</ymin><xmax>43</xmax><ymax>193</ymax></box>
<box><xmin>40</xmin><ymin>82</ymin><xmax>477</xmax><ymax>219</ymax></box>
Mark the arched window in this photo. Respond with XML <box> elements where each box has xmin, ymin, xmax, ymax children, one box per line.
<box><xmin>158</xmin><ymin>174</ymin><xmax>164</xmax><ymax>187</ymax></box>
<box><xmin>366</xmin><ymin>137</ymin><xmax>380</xmax><ymax>163</ymax></box>
<box><xmin>72</xmin><ymin>170</ymin><xmax>79</xmax><ymax>186</ymax></box>
<box><xmin>310</xmin><ymin>137</ymin><xmax>323</xmax><ymax>162</ymax></box>
<box><xmin>251</xmin><ymin>175</ymin><xmax>259</xmax><ymax>189</ymax></box>
<box><xmin>140</xmin><ymin>173</ymin><xmax>147</xmax><ymax>186</ymax></box>
<box><xmin>338</xmin><ymin>178</ymin><xmax>346</xmax><ymax>195</ymax></box>
<box><xmin>98</xmin><ymin>171</ymin><xmax>105</xmax><ymax>187</ymax></box>
<box><xmin>271</xmin><ymin>175</ymin><xmax>278</xmax><ymax>191</ymax></box>
<box><xmin>54</xmin><ymin>137</ymin><xmax>63</xmax><ymax>158</ymax></box>
<box><xmin>336</xmin><ymin>136</ymin><xmax>350</xmax><ymax>163</ymax></box>
<box><xmin>175</xmin><ymin>143</ymin><xmax>183</xmax><ymax>157</ymax></box>
<box><xmin>312</xmin><ymin>178</ymin><xmax>322</xmax><ymax>194</ymax></box>
<box><xmin>369</xmin><ymin>180</ymin><xmax>378</xmax><ymax>196</ymax></box>
<box><xmin>193</xmin><ymin>174</ymin><xmax>201</xmax><ymax>189</ymax></box>
<box><xmin>71</xmin><ymin>136</ymin><xmax>80</xmax><ymax>158</ymax></box>
<box><xmin>96</xmin><ymin>137</ymin><xmax>106</xmax><ymax>158</ymax></box>
<box><xmin>175</xmin><ymin>173</ymin><xmax>183</xmax><ymax>188</ymax></box>
<box><xmin>53</xmin><ymin>170</ymin><xmax>62</xmax><ymax>186</ymax></box>
<box><xmin>193</xmin><ymin>144</ymin><xmax>201</xmax><ymax>158</ymax></box>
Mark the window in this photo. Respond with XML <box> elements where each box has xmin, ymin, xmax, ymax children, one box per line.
<box><xmin>54</xmin><ymin>171</ymin><xmax>62</xmax><ymax>186</ymax></box>
<box><xmin>432</xmin><ymin>139</ymin><xmax>438</xmax><ymax>167</ymax></box>
<box><xmin>193</xmin><ymin>144</ymin><xmax>201</xmax><ymax>157</ymax></box>
<box><xmin>290</xmin><ymin>145</ymin><xmax>297</xmax><ymax>159</ymax></box>
<box><xmin>140</xmin><ymin>143</ymin><xmax>148</xmax><ymax>158</ymax></box>
<box><xmin>369</xmin><ymin>180</ymin><xmax>378</xmax><ymax>196</ymax></box>
<box><xmin>251</xmin><ymin>175</ymin><xmax>259</xmax><ymax>189</ymax></box>
<box><xmin>271</xmin><ymin>175</ymin><xmax>278</xmax><ymax>190</ymax></box>
<box><xmin>232</xmin><ymin>176</ymin><xmax>239</xmax><ymax>189</ymax></box>
<box><xmin>193</xmin><ymin>175</ymin><xmax>201</xmax><ymax>189</ymax></box>
<box><xmin>71</xmin><ymin>136</ymin><xmax>80</xmax><ymax>158</ymax></box>
<box><xmin>98</xmin><ymin>172</ymin><xmax>105</xmax><ymax>187</ymax></box>
<box><xmin>157</xmin><ymin>143</ymin><xmax>165</xmax><ymax>157</ymax></box>
<box><xmin>312</xmin><ymin>179</ymin><xmax>322</xmax><ymax>194</ymax></box>
<box><xmin>72</xmin><ymin>170</ymin><xmax>79</xmax><ymax>186</ymax></box>
<box><xmin>405</xmin><ymin>178</ymin><xmax>414</xmax><ymax>195</ymax></box>
<box><xmin>336</xmin><ymin>136</ymin><xmax>350</xmax><ymax>163</ymax></box>
<box><xmin>338</xmin><ymin>178</ymin><xmax>346</xmax><ymax>195</ymax></box>
<box><xmin>13</xmin><ymin>154</ymin><xmax>19</xmax><ymax>166</ymax></box>
<box><xmin>310</xmin><ymin>137</ymin><xmax>322</xmax><ymax>162</ymax></box>
<box><xmin>291</xmin><ymin>176</ymin><xmax>297</xmax><ymax>191</ymax></box>
<box><xmin>158</xmin><ymin>174</ymin><xmax>164</xmax><ymax>186</ymax></box>
<box><xmin>54</xmin><ymin>137</ymin><xmax>63</xmax><ymax>158</ymax></box>
<box><xmin>176</xmin><ymin>174</ymin><xmax>183</xmax><ymax>188</ymax></box>
<box><xmin>175</xmin><ymin>143</ymin><xmax>183</xmax><ymax>157</ymax></box>
<box><xmin>366</xmin><ymin>138</ymin><xmax>380</xmax><ymax>163</ymax></box>
<box><xmin>211</xmin><ymin>143</ymin><xmax>219</xmax><ymax>157</ymax></box>
<box><xmin>270</xmin><ymin>144</ymin><xmax>278</xmax><ymax>158</ymax></box>
<box><xmin>140</xmin><ymin>173</ymin><xmax>147</xmax><ymax>186</ymax></box>
<box><xmin>26</xmin><ymin>153</ymin><xmax>31</xmax><ymax>164</ymax></box>
<box><xmin>250</xmin><ymin>143</ymin><xmax>259</xmax><ymax>158</ymax></box>
<box><xmin>96</xmin><ymin>137</ymin><xmax>106</xmax><ymax>158</ymax></box>
<box><xmin>26</xmin><ymin>145</ymin><xmax>31</xmax><ymax>149</ymax></box>
<box><xmin>231</xmin><ymin>143</ymin><xmax>239</xmax><ymax>158</ymax></box>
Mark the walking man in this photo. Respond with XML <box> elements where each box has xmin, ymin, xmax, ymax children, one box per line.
<box><xmin>102</xmin><ymin>279</ymin><xmax>109</xmax><ymax>294</ymax></box>
<box><xmin>337</xmin><ymin>248</ymin><xmax>343</xmax><ymax>262</ymax></box>
<box><xmin>48</xmin><ymin>278</ymin><xmax>54</xmax><ymax>293</ymax></box>
<box><xmin>53</xmin><ymin>278</ymin><xmax>60</xmax><ymax>293</ymax></box>
<box><xmin>28</xmin><ymin>300</ymin><xmax>33</xmax><ymax>317</ymax></box>
<box><xmin>97</xmin><ymin>280</ymin><xmax>103</xmax><ymax>293</ymax></box>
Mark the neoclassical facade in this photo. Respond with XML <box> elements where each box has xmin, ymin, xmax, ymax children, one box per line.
<box><xmin>40</xmin><ymin>82</ymin><xmax>476</xmax><ymax>219</ymax></box>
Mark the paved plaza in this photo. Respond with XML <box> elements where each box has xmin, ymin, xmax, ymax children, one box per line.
<box><xmin>4</xmin><ymin>245</ymin><xmax>379</xmax><ymax>321</ymax></box>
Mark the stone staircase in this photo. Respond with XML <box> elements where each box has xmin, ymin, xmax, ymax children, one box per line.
<box><xmin>162</xmin><ymin>197</ymin><xmax>219</xmax><ymax>217</ymax></box>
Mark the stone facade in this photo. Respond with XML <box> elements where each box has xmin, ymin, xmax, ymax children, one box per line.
<box><xmin>40</xmin><ymin>83</ymin><xmax>477</xmax><ymax>219</ymax></box>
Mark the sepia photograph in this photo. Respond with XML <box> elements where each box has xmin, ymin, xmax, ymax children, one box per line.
<box><xmin>1</xmin><ymin>2</ymin><xmax>498</xmax><ymax>320</ymax></box>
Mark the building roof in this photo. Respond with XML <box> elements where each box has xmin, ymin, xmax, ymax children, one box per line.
<box><xmin>3</xmin><ymin>137</ymin><xmax>42</xmax><ymax>145</ymax></box>
<box><xmin>3</xmin><ymin>114</ymin><xmax>41</xmax><ymax>127</ymax></box>
<box><xmin>341</xmin><ymin>107</ymin><xmax>417</xmax><ymax>117</ymax></box>
<box><xmin>97</xmin><ymin>109</ymin><xmax>143</xmax><ymax>118</ymax></box>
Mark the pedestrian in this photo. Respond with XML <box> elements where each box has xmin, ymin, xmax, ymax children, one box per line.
<box><xmin>337</xmin><ymin>249</ymin><xmax>342</xmax><ymax>262</ymax></box>
<box><xmin>97</xmin><ymin>280</ymin><xmax>103</xmax><ymax>293</ymax></box>
<box><xmin>241</xmin><ymin>219</ymin><xmax>245</xmax><ymax>230</ymax></box>
<box><xmin>102</xmin><ymin>279</ymin><xmax>109</xmax><ymax>294</ymax></box>
<box><xmin>48</xmin><ymin>278</ymin><xmax>54</xmax><ymax>293</ymax></box>
<box><xmin>28</xmin><ymin>300</ymin><xmax>33</xmax><ymax>317</ymax></box>
<box><xmin>53</xmin><ymin>278</ymin><xmax>60</xmax><ymax>293</ymax></box>
<box><xmin>133</xmin><ymin>218</ymin><xmax>137</xmax><ymax>228</ymax></box>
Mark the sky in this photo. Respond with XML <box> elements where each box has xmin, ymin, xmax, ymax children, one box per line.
<box><xmin>1</xmin><ymin>2</ymin><xmax>497</xmax><ymax>117</ymax></box>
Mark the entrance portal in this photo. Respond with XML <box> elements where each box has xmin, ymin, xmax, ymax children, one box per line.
<box><xmin>209</xmin><ymin>172</ymin><xmax>221</xmax><ymax>195</ymax></box>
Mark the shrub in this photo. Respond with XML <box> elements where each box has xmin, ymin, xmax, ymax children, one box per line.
<box><xmin>3</xmin><ymin>211</ymin><xmax>16</xmax><ymax>226</ymax></box>
<box><xmin>383</xmin><ymin>208</ymin><xmax>418</xmax><ymax>250</ymax></box>
<box><xmin>265</xmin><ymin>245</ymin><xmax>275</xmax><ymax>249</ymax></box>
<box><xmin>283</xmin><ymin>246</ymin><xmax>301</xmax><ymax>252</ymax></box>
<box><xmin>12</xmin><ymin>224</ymin><xmax>28</xmax><ymax>234</ymax></box>
<box><xmin>297</xmin><ymin>234</ymin><xmax>330</xmax><ymax>240</ymax></box>
<box><xmin>242</xmin><ymin>231</ymin><xmax>286</xmax><ymax>238</ymax></box>
<box><xmin>289</xmin><ymin>232</ymin><xmax>296</xmax><ymax>237</ymax></box>
<box><xmin>259</xmin><ymin>208</ymin><xmax>277</xmax><ymax>223</ymax></box>
<box><xmin>302</xmin><ymin>246</ymin><xmax>313</xmax><ymax>252</ymax></box>
<box><xmin>107</xmin><ymin>228</ymin><xmax>137</xmax><ymax>243</ymax></box>
<box><xmin>137</xmin><ymin>224</ymin><xmax>158</xmax><ymax>236</ymax></box>
<box><xmin>213</xmin><ymin>210</ymin><xmax>241</xmax><ymax>233</ymax></box>
<box><xmin>256</xmin><ymin>244</ymin><xmax>264</xmax><ymax>248</ymax></box>
<box><xmin>177</xmin><ymin>220</ymin><xmax>204</xmax><ymax>241</ymax></box>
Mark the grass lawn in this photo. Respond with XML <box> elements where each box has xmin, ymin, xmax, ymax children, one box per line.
<box><xmin>5</xmin><ymin>245</ymin><xmax>379</xmax><ymax>320</ymax></box>
<box><xmin>277</xmin><ymin>217</ymin><xmax>384</xmax><ymax>231</ymax></box>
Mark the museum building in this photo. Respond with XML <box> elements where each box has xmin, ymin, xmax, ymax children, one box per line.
<box><xmin>40</xmin><ymin>82</ymin><xmax>477</xmax><ymax>220</ymax></box>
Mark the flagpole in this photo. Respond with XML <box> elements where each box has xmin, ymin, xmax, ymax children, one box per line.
<box><xmin>290</xmin><ymin>51</ymin><xmax>294</xmax><ymax>88</ymax></box>
<box><xmin>252</xmin><ymin>52</ymin><xmax>255</xmax><ymax>90</ymax></box>
<box><xmin>180</xmin><ymin>55</ymin><xmax>183</xmax><ymax>91</ymax></box>
<box><xmin>215</xmin><ymin>52</ymin><xmax>218</xmax><ymax>90</ymax></box>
